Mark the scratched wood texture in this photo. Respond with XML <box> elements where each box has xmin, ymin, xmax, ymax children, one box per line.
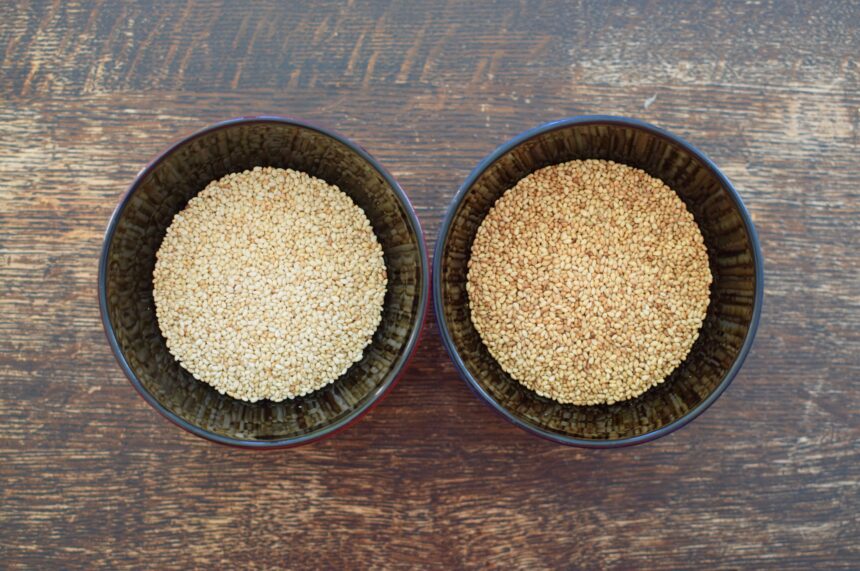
<box><xmin>1</xmin><ymin>0</ymin><xmax>859</xmax><ymax>569</ymax></box>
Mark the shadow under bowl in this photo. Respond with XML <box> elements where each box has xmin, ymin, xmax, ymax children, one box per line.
<box><xmin>434</xmin><ymin>115</ymin><xmax>763</xmax><ymax>448</ymax></box>
<box><xmin>99</xmin><ymin>116</ymin><xmax>429</xmax><ymax>448</ymax></box>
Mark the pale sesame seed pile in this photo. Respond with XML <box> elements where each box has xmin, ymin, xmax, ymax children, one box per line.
<box><xmin>467</xmin><ymin>159</ymin><xmax>712</xmax><ymax>405</ymax></box>
<box><xmin>153</xmin><ymin>167</ymin><xmax>387</xmax><ymax>402</ymax></box>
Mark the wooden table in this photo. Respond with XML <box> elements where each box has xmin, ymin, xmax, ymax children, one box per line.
<box><xmin>2</xmin><ymin>1</ymin><xmax>858</xmax><ymax>568</ymax></box>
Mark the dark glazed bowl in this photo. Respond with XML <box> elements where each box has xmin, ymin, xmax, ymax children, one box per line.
<box><xmin>434</xmin><ymin>116</ymin><xmax>763</xmax><ymax>448</ymax></box>
<box><xmin>99</xmin><ymin>117</ymin><xmax>428</xmax><ymax>448</ymax></box>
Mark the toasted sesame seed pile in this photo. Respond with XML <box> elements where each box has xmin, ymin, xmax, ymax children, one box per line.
<box><xmin>153</xmin><ymin>167</ymin><xmax>387</xmax><ymax>402</ymax></box>
<box><xmin>467</xmin><ymin>160</ymin><xmax>712</xmax><ymax>405</ymax></box>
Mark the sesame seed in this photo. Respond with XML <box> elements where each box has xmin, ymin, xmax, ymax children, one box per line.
<box><xmin>467</xmin><ymin>159</ymin><xmax>712</xmax><ymax>405</ymax></box>
<box><xmin>152</xmin><ymin>167</ymin><xmax>387</xmax><ymax>402</ymax></box>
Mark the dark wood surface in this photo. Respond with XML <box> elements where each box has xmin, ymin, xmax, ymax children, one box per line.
<box><xmin>1</xmin><ymin>1</ymin><xmax>858</xmax><ymax>568</ymax></box>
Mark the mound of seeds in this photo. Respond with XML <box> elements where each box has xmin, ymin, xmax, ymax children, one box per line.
<box><xmin>153</xmin><ymin>166</ymin><xmax>387</xmax><ymax>402</ymax></box>
<box><xmin>467</xmin><ymin>159</ymin><xmax>712</xmax><ymax>405</ymax></box>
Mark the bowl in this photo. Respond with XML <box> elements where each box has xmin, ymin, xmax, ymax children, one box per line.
<box><xmin>99</xmin><ymin>116</ymin><xmax>429</xmax><ymax>448</ymax></box>
<box><xmin>434</xmin><ymin>115</ymin><xmax>763</xmax><ymax>447</ymax></box>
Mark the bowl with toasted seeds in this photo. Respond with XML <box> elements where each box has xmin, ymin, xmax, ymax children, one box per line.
<box><xmin>434</xmin><ymin>116</ymin><xmax>763</xmax><ymax>447</ymax></box>
<box><xmin>100</xmin><ymin>117</ymin><xmax>428</xmax><ymax>448</ymax></box>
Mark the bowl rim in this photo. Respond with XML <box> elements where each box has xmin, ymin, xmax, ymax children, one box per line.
<box><xmin>98</xmin><ymin>115</ymin><xmax>430</xmax><ymax>449</ymax></box>
<box><xmin>432</xmin><ymin>114</ymin><xmax>764</xmax><ymax>448</ymax></box>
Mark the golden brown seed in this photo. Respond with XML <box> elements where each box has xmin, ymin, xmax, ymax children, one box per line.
<box><xmin>467</xmin><ymin>159</ymin><xmax>711</xmax><ymax>405</ymax></box>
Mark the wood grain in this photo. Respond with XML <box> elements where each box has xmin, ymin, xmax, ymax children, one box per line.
<box><xmin>1</xmin><ymin>0</ymin><xmax>858</xmax><ymax>568</ymax></box>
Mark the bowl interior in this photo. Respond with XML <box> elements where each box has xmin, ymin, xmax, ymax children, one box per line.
<box><xmin>103</xmin><ymin>120</ymin><xmax>425</xmax><ymax>444</ymax></box>
<box><xmin>438</xmin><ymin>119</ymin><xmax>760</xmax><ymax>443</ymax></box>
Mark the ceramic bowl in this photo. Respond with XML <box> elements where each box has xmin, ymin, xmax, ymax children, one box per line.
<box><xmin>434</xmin><ymin>115</ymin><xmax>763</xmax><ymax>447</ymax></box>
<box><xmin>100</xmin><ymin>116</ymin><xmax>429</xmax><ymax>448</ymax></box>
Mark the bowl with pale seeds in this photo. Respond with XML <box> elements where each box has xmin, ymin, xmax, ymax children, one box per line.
<box><xmin>434</xmin><ymin>116</ymin><xmax>763</xmax><ymax>447</ymax></box>
<box><xmin>100</xmin><ymin>117</ymin><xmax>428</xmax><ymax>448</ymax></box>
